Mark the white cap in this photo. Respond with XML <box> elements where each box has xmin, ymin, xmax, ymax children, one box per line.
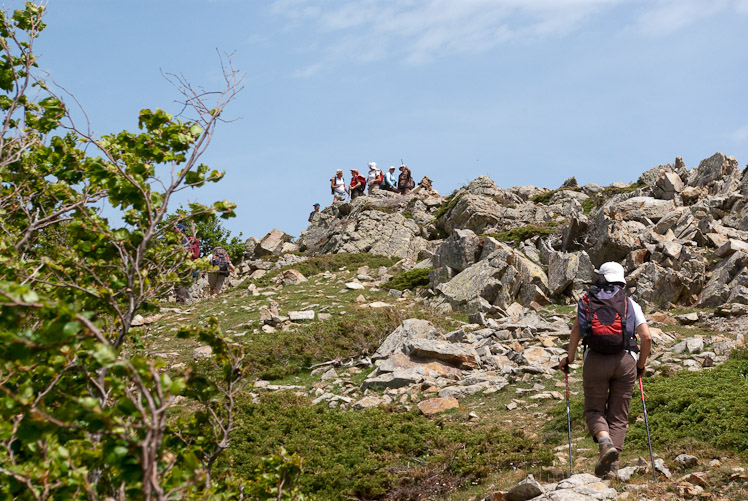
<box><xmin>368</xmin><ymin>162</ymin><xmax>377</xmax><ymax>169</ymax></box>
<box><xmin>594</xmin><ymin>262</ymin><xmax>626</xmax><ymax>285</ymax></box>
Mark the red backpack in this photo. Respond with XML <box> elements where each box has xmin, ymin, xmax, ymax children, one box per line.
<box><xmin>581</xmin><ymin>286</ymin><xmax>636</xmax><ymax>354</ymax></box>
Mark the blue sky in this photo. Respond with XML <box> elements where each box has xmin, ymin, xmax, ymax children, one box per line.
<box><xmin>35</xmin><ymin>0</ymin><xmax>748</xmax><ymax>240</ymax></box>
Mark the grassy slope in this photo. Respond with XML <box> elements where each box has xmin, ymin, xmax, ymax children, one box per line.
<box><xmin>143</xmin><ymin>253</ymin><xmax>748</xmax><ymax>500</ymax></box>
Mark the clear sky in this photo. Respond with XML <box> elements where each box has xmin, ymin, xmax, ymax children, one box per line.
<box><xmin>34</xmin><ymin>0</ymin><xmax>748</xmax><ymax>240</ymax></box>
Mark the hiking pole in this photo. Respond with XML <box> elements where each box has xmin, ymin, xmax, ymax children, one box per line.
<box><xmin>564</xmin><ymin>367</ymin><xmax>573</xmax><ymax>477</ymax></box>
<box><xmin>638</xmin><ymin>376</ymin><xmax>656</xmax><ymax>482</ymax></box>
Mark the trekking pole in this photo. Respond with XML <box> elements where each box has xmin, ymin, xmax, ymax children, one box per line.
<box><xmin>564</xmin><ymin>368</ymin><xmax>573</xmax><ymax>477</ymax></box>
<box><xmin>638</xmin><ymin>376</ymin><xmax>656</xmax><ymax>482</ymax></box>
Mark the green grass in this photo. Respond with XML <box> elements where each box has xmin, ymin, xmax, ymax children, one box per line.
<box><xmin>224</xmin><ymin>392</ymin><xmax>553</xmax><ymax>500</ymax></box>
<box><xmin>255</xmin><ymin>253</ymin><xmax>399</xmax><ymax>287</ymax></box>
<box><xmin>581</xmin><ymin>181</ymin><xmax>644</xmax><ymax>214</ymax></box>
<box><xmin>433</xmin><ymin>193</ymin><xmax>461</xmax><ymax>220</ymax></box>
<box><xmin>385</xmin><ymin>268</ymin><xmax>432</xmax><ymax>290</ymax></box>
<box><xmin>544</xmin><ymin>349</ymin><xmax>748</xmax><ymax>457</ymax></box>
<box><xmin>531</xmin><ymin>189</ymin><xmax>558</xmax><ymax>205</ymax></box>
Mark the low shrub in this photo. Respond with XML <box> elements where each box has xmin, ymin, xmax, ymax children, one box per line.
<box><xmin>433</xmin><ymin>193</ymin><xmax>461</xmax><ymax>220</ymax></box>
<box><xmin>244</xmin><ymin>307</ymin><xmax>406</xmax><ymax>380</ymax></box>
<box><xmin>485</xmin><ymin>222</ymin><xmax>558</xmax><ymax>245</ymax></box>
<box><xmin>225</xmin><ymin>392</ymin><xmax>553</xmax><ymax>499</ymax></box>
<box><xmin>385</xmin><ymin>268</ymin><xmax>432</xmax><ymax>290</ymax></box>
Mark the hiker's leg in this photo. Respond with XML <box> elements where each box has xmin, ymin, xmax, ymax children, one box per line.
<box><xmin>583</xmin><ymin>351</ymin><xmax>615</xmax><ymax>441</ymax></box>
<box><xmin>605</xmin><ymin>352</ymin><xmax>636</xmax><ymax>450</ymax></box>
<box><xmin>215</xmin><ymin>274</ymin><xmax>226</xmax><ymax>294</ymax></box>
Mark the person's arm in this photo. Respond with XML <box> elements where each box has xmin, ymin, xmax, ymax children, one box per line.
<box><xmin>559</xmin><ymin>318</ymin><xmax>582</xmax><ymax>371</ymax></box>
<box><xmin>636</xmin><ymin>323</ymin><xmax>652</xmax><ymax>372</ymax></box>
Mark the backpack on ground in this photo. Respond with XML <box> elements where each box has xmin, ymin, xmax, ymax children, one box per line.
<box><xmin>581</xmin><ymin>286</ymin><xmax>636</xmax><ymax>354</ymax></box>
<box><xmin>188</xmin><ymin>236</ymin><xmax>200</xmax><ymax>259</ymax></box>
<box><xmin>211</xmin><ymin>249</ymin><xmax>230</xmax><ymax>275</ymax></box>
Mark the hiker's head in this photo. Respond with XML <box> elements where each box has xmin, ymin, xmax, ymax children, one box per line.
<box><xmin>175</xmin><ymin>224</ymin><xmax>186</xmax><ymax>233</ymax></box>
<box><xmin>368</xmin><ymin>162</ymin><xmax>376</xmax><ymax>170</ymax></box>
<box><xmin>336</xmin><ymin>169</ymin><xmax>343</xmax><ymax>177</ymax></box>
<box><xmin>389</xmin><ymin>166</ymin><xmax>395</xmax><ymax>172</ymax></box>
<box><xmin>594</xmin><ymin>262</ymin><xmax>626</xmax><ymax>286</ymax></box>
<box><xmin>350</xmin><ymin>169</ymin><xmax>359</xmax><ymax>176</ymax></box>
<box><xmin>313</xmin><ymin>203</ymin><xmax>320</xmax><ymax>210</ymax></box>
<box><xmin>214</xmin><ymin>246</ymin><xmax>226</xmax><ymax>256</ymax></box>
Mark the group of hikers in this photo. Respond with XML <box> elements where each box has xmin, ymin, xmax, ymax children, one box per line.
<box><xmin>331</xmin><ymin>162</ymin><xmax>415</xmax><ymax>204</ymax></box>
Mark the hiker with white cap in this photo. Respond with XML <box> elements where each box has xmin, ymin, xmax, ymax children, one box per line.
<box><xmin>331</xmin><ymin>169</ymin><xmax>347</xmax><ymax>203</ymax></box>
<box><xmin>558</xmin><ymin>261</ymin><xmax>652</xmax><ymax>479</ymax></box>
<box><xmin>366</xmin><ymin>162</ymin><xmax>382</xmax><ymax>195</ymax></box>
<box><xmin>383</xmin><ymin>166</ymin><xmax>397</xmax><ymax>191</ymax></box>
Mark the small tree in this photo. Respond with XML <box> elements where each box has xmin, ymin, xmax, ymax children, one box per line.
<box><xmin>0</xmin><ymin>3</ymin><xmax>249</xmax><ymax>499</ymax></box>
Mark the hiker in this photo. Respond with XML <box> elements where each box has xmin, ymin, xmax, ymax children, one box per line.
<box><xmin>208</xmin><ymin>246</ymin><xmax>235</xmax><ymax>296</ymax></box>
<box><xmin>366</xmin><ymin>162</ymin><xmax>382</xmax><ymax>195</ymax></box>
<box><xmin>558</xmin><ymin>261</ymin><xmax>652</xmax><ymax>479</ymax></box>
<box><xmin>383</xmin><ymin>166</ymin><xmax>397</xmax><ymax>191</ymax></box>
<box><xmin>397</xmin><ymin>164</ymin><xmax>415</xmax><ymax>195</ymax></box>
<box><xmin>349</xmin><ymin>169</ymin><xmax>366</xmax><ymax>199</ymax></box>
<box><xmin>308</xmin><ymin>203</ymin><xmax>321</xmax><ymax>222</ymax></box>
<box><xmin>331</xmin><ymin>169</ymin><xmax>347</xmax><ymax>203</ymax></box>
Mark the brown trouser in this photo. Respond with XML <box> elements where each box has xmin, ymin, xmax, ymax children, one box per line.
<box><xmin>583</xmin><ymin>350</ymin><xmax>636</xmax><ymax>450</ymax></box>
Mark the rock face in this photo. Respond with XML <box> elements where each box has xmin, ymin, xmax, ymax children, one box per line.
<box><xmin>227</xmin><ymin>151</ymin><xmax>748</xmax><ymax>317</ymax></box>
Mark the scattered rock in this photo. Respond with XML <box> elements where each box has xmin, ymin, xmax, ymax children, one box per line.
<box><xmin>416</xmin><ymin>397</ymin><xmax>459</xmax><ymax>416</ymax></box>
<box><xmin>192</xmin><ymin>345</ymin><xmax>213</xmax><ymax>360</ymax></box>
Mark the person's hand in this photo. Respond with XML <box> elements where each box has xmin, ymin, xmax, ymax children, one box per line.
<box><xmin>636</xmin><ymin>365</ymin><xmax>645</xmax><ymax>378</ymax></box>
<box><xmin>557</xmin><ymin>356</ymin><xmax>570</xmax><ymax>373</ymax></box>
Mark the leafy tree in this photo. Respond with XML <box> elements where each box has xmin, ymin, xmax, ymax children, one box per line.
<box><xmin>0</xmin><ymin>3</ymin><xmax>251</xmax><ymax>499</ymax></box>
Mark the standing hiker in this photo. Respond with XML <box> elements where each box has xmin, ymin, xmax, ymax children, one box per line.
<box><xmin>349</xmin><ymin>169</ymin><xmax>366</xmax><ymax>199</ymax></box>
<box><xmin>331</xmin><ymin>169</ymin><xmax>347</xmax><ymax>203</ymax></box>
<box><xmin>383</xmin><ymin>166</ymin><xmax>397</xmax><ymax>191</ymax></box>
<box><xmin>397</xmin><ymin>164</ymin><xmax>414</xmax><ymax>195</ymax></box>
<box><xmin>308</xmin><ymin>203</ymin><xmax>321</xmax><ymax>222</ymax></box>
<box><xmin>367</xmin><ymin>162</ymin><xmax>382</xmax><ymax>195</ymax></box>
<box><xmin>208</xmin><ymin>246</ymin><xmax>235</xmax><ymax>296</ymax></box>
<box><xmin>558</xmin><ymin>261</ymin><xmax>652</xmax><ymax>479</ymax></box>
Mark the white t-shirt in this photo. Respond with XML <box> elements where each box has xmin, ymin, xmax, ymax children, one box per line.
<box><xmin>367</xmin><ymin>169</ymin><xmax>381</xmax><ymax>185</ymax></box>
<box><xmin>333</xmin><ymin>177</ymin><xmax>346</xmax><ymax>195</ymax></box>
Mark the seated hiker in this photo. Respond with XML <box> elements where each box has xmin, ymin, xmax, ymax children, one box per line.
<box><xmin>208</xmin><ymin>246</ymin><xmax>235</xmax><ymax>296</ymax></box>
<box><xmin>308</xmin><ymin>203</ymin><xmax>321</xmax><ymax>222</ymax></box>
<box><xmin>558</xmin><ymin>262</ymin><xmax>652</xmax><ymax>479</ymax></box>
<box><xmin>331</xmin><ymin>169</ymin><xmax>347</xmax><ymax>203</ymax></box>
<box><xmin>349</xmin><ymin>169</ymin><xmax>366</xmax><ymax>199</ymax></box>
<box><xmin>383</xmin><ymin>165</ymin><xmax>398</xmax><ymax>191</ymax></box>
<box><xmin>367</xmin><ymin>162</ymin><xmax>382</xmax><ymax>195</ymax></box>
<box><xmin>397</xmin><ymin>164</ymin><xmax>415</xmax><ymax>195</ymax></box>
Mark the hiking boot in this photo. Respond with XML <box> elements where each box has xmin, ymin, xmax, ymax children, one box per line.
<box><xmin>595</xmin><ymin>443</ymin><xmax>619</xmax><ymax>477</ymax></box>
<box><xmin>601</xmin><ymin>460</ymin><xmax>619</xmax><ymax>480</ymax></box>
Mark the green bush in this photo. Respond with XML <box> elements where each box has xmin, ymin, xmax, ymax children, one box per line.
<box><xmin>225</xmin><ymin>392</ymin><xmax>553</xmax><ymax>499</ymax></box>
<box><xmin>385</xmin><ymin>268</ymin><xmax>432</xmax><ymax>290</ymax></box>
<box><xmin>531</xmin><ymin>189</ymin><xmax>557</xmax><ymax>205</ymax></box>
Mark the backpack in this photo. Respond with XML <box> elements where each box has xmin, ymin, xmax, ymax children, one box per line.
<box><xmin>188</xmin><ymin>237</ymin><xmax>200</xmax><ymax>259</ymax></box>
<box><xmin>358</xmin><ymin>175</ymin><xmax>367</xmax><ymax>188</ymax></box>
<box><xmin>212</xmin><ymin>250</ymin><xmax>230</xmax><ymax>274</ymax></box>
<box><xmin>581</xmin><ymin>286</ymin><xmax>636</xmax><ymax>354</ymax></box>
<box><xmin>375</xmin><ymin>170</ymin><xmax>383</xmax><ymax>184</ymax></box>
